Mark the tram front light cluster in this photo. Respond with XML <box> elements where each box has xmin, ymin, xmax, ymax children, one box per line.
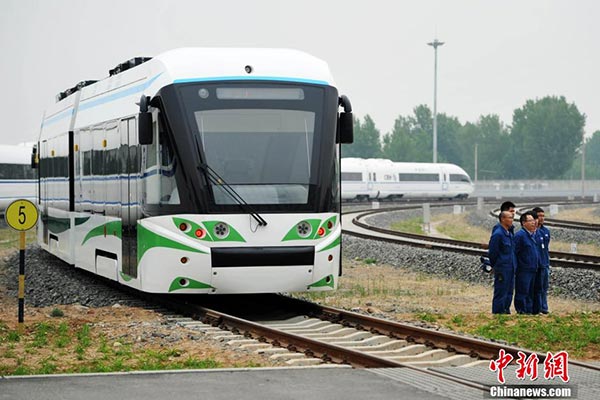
<box><xmin>195</xmin><ymin>228</ymin><xmax>206</xmax><ymax>239</ymax></box>
<box><xmin>213</xmin><ymin>222</ymin><xmax>230</xmax><ymax>239</ymax></box>
<box><xmin>297</xmin><ymin>221</ymin><xmax>312</xmax><ymax>238</ymax></box>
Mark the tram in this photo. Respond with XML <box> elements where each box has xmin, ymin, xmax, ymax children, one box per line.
<box><xmin>35</xmin><ymin>48</ymin><xmax>353</xmax><ymax>294</ymax></box>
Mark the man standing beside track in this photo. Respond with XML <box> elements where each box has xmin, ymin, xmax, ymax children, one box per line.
<box><xmin>532</xmin><ymin>207</ymin><xmax>551</xmax><ymax>314</ymax></box>
<box><xmin>492</xmin><ymin>201</ymin><xmax>516</xmax><ymax>235</ymax></box>
<box><xmin>488</xmin><ymin>211</ymin><xmax>517</xmax><ymax>314</ymax></box>
<box><xmin>514</xmin><ymin>212</ymin><xmax>540</xmax><ymax>314</ymax></box>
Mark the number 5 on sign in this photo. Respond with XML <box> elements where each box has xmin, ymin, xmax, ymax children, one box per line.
<box><xmin>5</xmin><ymin>199</ymin><xmax>38</xmax><ymax>231</ymax></box>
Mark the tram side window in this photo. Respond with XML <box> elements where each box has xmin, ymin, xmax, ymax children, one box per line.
<box><xmin>159</xmin><ymin>135</ymin><xmax>179</xmax><ymax>204</ymax></box>
<box><xmin>105</xmin><ymin>147</ymin><xmax>119</xmax><ymax>175</ymax></box>
<box><xmin>83</xmin><ymin>151</ymin><xmax>92</xmax><ymax>175</ymax></box>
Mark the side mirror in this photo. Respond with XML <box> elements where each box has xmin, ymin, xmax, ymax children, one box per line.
<box><xmin>138</xmin><ymin>95</ymin><xmax>153</xmax><ymax>145</ymax></box>
<box><xmin>339</xmin><ymin>112</ymin><xmax>353</xmax><ymax>144</ymax></box>
<box><xmin>138</xmin><ymin>112</ymin><xmax>153</xmax><ymax>145</ymax></box>
<box><xmin>338</xmin><ymin>95</ymin><xmax>353</xmax><ymax>144</ymax></box>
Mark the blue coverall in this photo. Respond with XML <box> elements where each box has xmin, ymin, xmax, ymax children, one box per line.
<box><xmin>533</xmin><ymin>225</ymin><xmax>551</xmax><ymax>314</ymax></box>
<box><xmin>514</xmin><ymin>228</ymin><xmax>540</xmax><ymax>314</ymax></box>
<box><xmin>491</xmin><ymin>222</ymin><xmax>515</xmax><ymax>235</ymax></box>
<box><xmin>488</xmin><ymin>226</ymin><xmax>516</xmax><ymax>314</ymax></box>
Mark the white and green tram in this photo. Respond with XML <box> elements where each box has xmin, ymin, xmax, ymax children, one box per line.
<box><xmin>36</xmin><ymin>48</ymin><xmax>353</xmax><ymax>294</ymax></box>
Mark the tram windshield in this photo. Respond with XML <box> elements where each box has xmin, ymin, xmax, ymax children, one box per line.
<box><xmin>178</xmin><ymin>84</ymin><xmax>325</xmax><ymax>205</ymax></box>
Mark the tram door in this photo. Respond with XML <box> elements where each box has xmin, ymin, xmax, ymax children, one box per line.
<box><xmin>120</xmin><ymin>118</ymin><xmax>139</xmax><ymax>278</ymax></box>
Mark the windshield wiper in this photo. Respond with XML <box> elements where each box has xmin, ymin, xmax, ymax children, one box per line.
<box><xmin>193</xmin><ymin>139</ymin><xmax>267</xmax><ymax>227</ymax></box>
<box><xmin>198</xmin><ymin>163</ymin><xmax>268</xmax><ymax>227</ymax></box>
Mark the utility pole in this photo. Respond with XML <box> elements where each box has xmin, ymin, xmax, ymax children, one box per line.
<box><xmin>474</xmin><ymin>143</ymin><xmax>478</xmax><ymax>183</ymax></box>
<box><xmin>427</xmin><ymin>38</ymin><xmax>444</xmax><ymax>163</ymax></box>
<box><xmin>581</xmin><ymin>136</ymin><xmax>586</xmax><ymax>199</ymax></box>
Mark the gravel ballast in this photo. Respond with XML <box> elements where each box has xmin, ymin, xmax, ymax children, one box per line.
<box><xmin>1</xmin><ymin>246</ymin><xmax>138</xmax><ymax>307</ymax></box>
<box><xmin>0</xmin><ymin>201</ymin><xmax>598</xmax><ymax>308</ymax></box>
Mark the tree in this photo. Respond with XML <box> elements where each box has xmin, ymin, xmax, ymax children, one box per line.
<box><xmin>341</xmin><ymin>114</ymin><xmax>382</xmax><ymax>158</ymax></box>
<box><xmin>584</xmin><ymin>131</ymin><xmax>600</xmax><ymax>179</ymax></box>
<box><xmin>563</xmin><ymin>130</ymin><xmax>600</xmax><ymax>179</ymax></box>
<box><xmin>459</xmin><ymin>115</ymin><xmax>512</xmax><ymax>179</ymax></box>
<box><xmin>509</xmin><ymin>96</ymin><xmax>586</xmax><ymax>179</ymax></box>
<box><xmin>382</xmin><ymin>107</ymin><xmax>431</xmax><ymax>162</ymax></box>
<box><xmin>383</xmin><ymin>105</ymin><xmax>466</xmax><ymax>165</ymax></box>
<box><xmin>435</xmin><ymin>113</ymin><xmax>463</xmax><ymax>165</ymax></box>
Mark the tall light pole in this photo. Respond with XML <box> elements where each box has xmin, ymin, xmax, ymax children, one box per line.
<box><xmin>427</xmin><ymin>38</ymin><xmax>444</xmax><ymax>163</ymax></box>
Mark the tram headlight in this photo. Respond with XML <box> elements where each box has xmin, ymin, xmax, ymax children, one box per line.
<box><xmin>327</xmin><ymin>220</ymin><xmax>333</xmax><ymax>230</ymax></box>
<box><xmin>317</xmin><ymin>227</ymin><xmax>325</xmax><ymax>237</ymax></box>
<box><xmin>297</xmin><ymin>221</ymin><xmax>312</xmax><ymax>238</ymax></box>
<box><xmin>213</xmin><ymin>222</ymin><xmax>230</xmax><ymax>239</ymax></box>
<box><xmin>195</xmin><ymin>228</ymin><xmax>206</xmax><ymax>239</ymax></box>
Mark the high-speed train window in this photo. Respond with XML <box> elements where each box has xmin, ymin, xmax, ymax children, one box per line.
<box><xmin>450</xmin><ymin>174</ymin><xmax>471</xmax><ymax>183</ymax></box>
<box><xmin>341</xmin><ymin>172</ymin><xmax>362</xmax><ymax>181</ymax></box>
<box><xmin>399</xmin><ymin>173</ymin><xmax>439</xmax><ymax>182</ymax></box>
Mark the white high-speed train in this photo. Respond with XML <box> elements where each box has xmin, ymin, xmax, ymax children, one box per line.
<box><xmin>341</xmin><ymin>158</ymin><xmax>474</xmax><ymax>201</ymax></box>
<box><xmin>0</xmin><ymin>144</ymin><xmax>36</xmax><ymax>212</ymax></box>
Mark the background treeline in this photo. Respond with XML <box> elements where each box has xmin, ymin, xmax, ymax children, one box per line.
<box><xmin>342</xmin><ymin>95</ymin><xmax>600</xmax><ymax>180</ymax></box>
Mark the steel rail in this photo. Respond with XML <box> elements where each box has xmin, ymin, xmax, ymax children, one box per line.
<box><xmin>346</xmin><ymin>209</ymin><xmax>600</xmax><ymax>270</ymax></box>
<box><xmin>146</xmin><ymin>294</ymin><xmax>491</xmax><ymax>391</ymax></box>
<box><xmin>300</xmin><ymin>299</ymin><xmax>600</xmax><ymax>373</ymax></box>
<box><xmin>151</xmin><ymin>293</ymin><xmax>599</xmax><ymax>391</ymax></box>
<box><xmin>492</xmin><ymin>206</ymin><xmax>600</xmax><ymax>231</ymax></box>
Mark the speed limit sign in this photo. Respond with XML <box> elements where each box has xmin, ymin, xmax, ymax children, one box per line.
<box><xmin>5</xmin><ymin>199</ymin><xmax>39</xmax><ymax>231</ymax></box>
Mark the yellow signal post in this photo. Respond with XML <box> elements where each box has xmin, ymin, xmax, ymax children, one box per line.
<box><xmin>4</xmin><ymin>199</ymin><xmax>39</xmax><ymax>333</ymax></box>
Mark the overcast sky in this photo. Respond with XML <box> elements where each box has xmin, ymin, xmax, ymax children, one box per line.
<box><xmin>1</xmin><ymin>0</ymin><xmax>598</xmax><ymax>146</ymax></box>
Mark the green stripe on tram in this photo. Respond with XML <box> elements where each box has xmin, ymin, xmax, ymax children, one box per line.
<box><xmin>137</xmin><ymin>223</ymin><xmax>206</xmax><ymax>264</ymax></box>
<box><xmin>81</xmin><ymin>221</ymin><xmax>122</xmax><ymax>245</ymax></box>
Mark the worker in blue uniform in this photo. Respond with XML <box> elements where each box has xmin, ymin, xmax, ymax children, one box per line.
<box><xmin>491</xmin><ymin>201</ymin><xmax>516</xmax><ymax>235</ymax></box>
<box><xmin>514</xmin><ymin>211</ymin><xmax>540</xmax><ymax>314</ymax></box>
<box><xmin>532</xmin><ymin>207</ymin><xmax>551</xmax><ymax>314</ymax></box>
<box><xmin>488</xmin><ymin>211</ymin><xmax>516</xmax><ymax>314</ymax></box>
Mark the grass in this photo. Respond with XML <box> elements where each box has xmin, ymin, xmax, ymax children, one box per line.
<box><xmin>50</xmin><ymin>308</ymin><xmax>64</xmax><ymax>318</ymax></box>
<box><xmin>434</xmin><ymin>213</ymin><xmax>600</xmax><ymax>256</ymax></box>
<box><xmin>390</xmin><ymin>217</ymin><xmax>424</xmax><ymax>234</ymax></box>
<box><xmin>435</xmin><ymin>214</ymin><xmax>490</xmax><ymax>242</ymax></box>
<box><xmin>411</xmin><ymin>311</ymin><xmax>600</xmax><ymax>358</ymax></box>
<box><xmin>0</xmin><ymin>319</ymin><xmax>241</xmax><ymax>375</ymax></box>
<box><xmin>299</xmin><ymin>258</ymin><xmax>600</xmax><ymax>360</ymax></box>
<box><xmin>0</xmin><ymin>228</ymin><xmax>37</xmax><ymax>250</ymax></box>
<box><xmin>553</xmin><ymin>207</ymin><xmax>600</xmax><ymax>224</ymax></box>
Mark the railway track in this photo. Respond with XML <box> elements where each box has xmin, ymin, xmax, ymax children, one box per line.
<box><xmin>544</xmin><ymin>218</ymin><xmax>600</xmax><ymax>231</ymax></box>
<box><xmin>492</xmin><ymin>206</ymin><xmax>600</xmax><ymax>232</ymax></box>
<box><xmin>343</xmin><ymin>207</ymin><xmax>600</xmax><ymax>270</ymax></box>
<box><xmin>144</xmin><ymin>292</ymin><xmax>599</xmax><ymax>394</ymax></box>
